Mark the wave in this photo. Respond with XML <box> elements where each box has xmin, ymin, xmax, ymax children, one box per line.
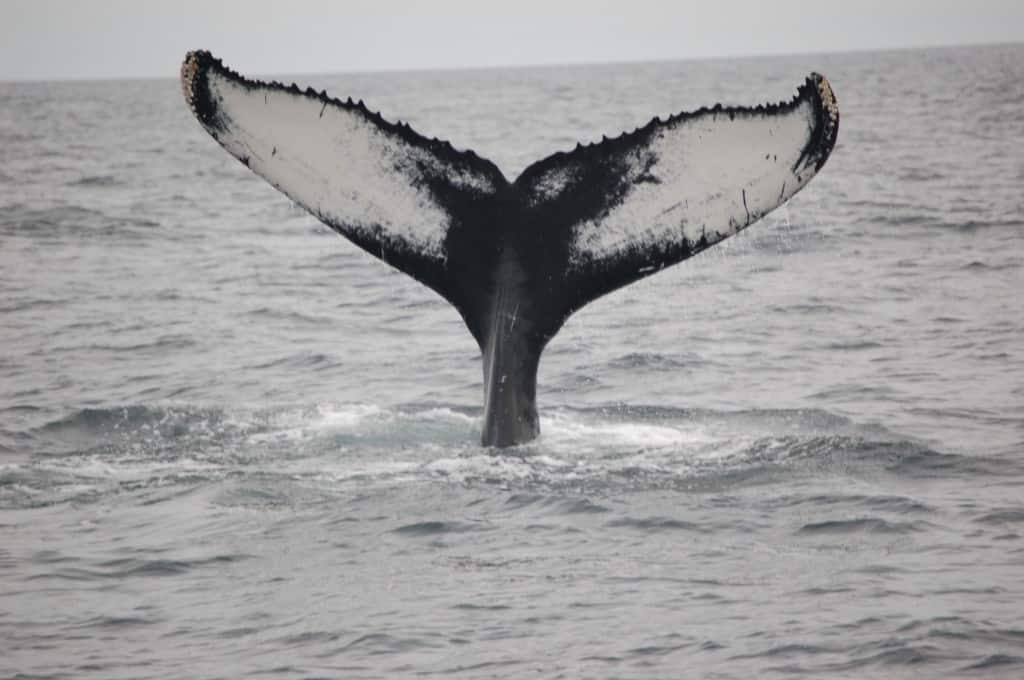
<box><xmin>823</xmin><ymin>340</ymin><xmax>884</xmax><ymax>351</ymax></box>
<box><xmin>606</xmin><ymin>516</ymin><xmax>707</xmax><ymax>532</ymax></box>
<box><xmin>66</xmin><ymin>174</ymin><xmax>120</xmax><ymax>188</ymax></box>
<box><xmin>391</xmin><ymin>520</ymin><xmax>488</xmax><ymax>536</ymax></box>
<box><xmin>605</xmin><ymin>352</ymin><xmax>703</xmax><ymax>370</ymax></box>
<box><xmin>0</xmin><ymin>204</ymin><xmax>159</xmax><ymax>237</ymax></box>
<box><xmin>796</xmin><ymin>517</ymin><xmax>928</xmax><ymax>535</ymax></box>
<box><xmin>244</xmin><ymin>351</ymin><xmax>341</xmax><ymax>371</ymax></box>
<box><xmin>0</xmin><ymin>297</ymin><xmax>72</xmax><ymax>313</ymax></box>
<box><xmin>73</xmin><ymin>335</ymin><xmax>197</xmax><ymax>353</ymax></box>
<box><xmin>962</xmin><ymin>654</ymin><xmax>1024</xmax><ymax>671</ymax></box>
<box><xmin>23</xmin><ymin>553</ymin><xmax>251</xmax><ymax>582</ymax></box>
<box><xmin>722</xmin><ymin>614</ymin><xmax>1024</xmax><ymax>674</ymax></box>
<box><xmin>961</xmin><ymin>259</ymin><xmax>1024</xmax><ymax>272</ymax></box>
<box><xmin>245</xmin><ymin>307</ymin><xmax>337</xmax><ymax>326</ymax></box>
<box><xmin>953</xmin><ymin>219</ymin><xmax>1024</xmax><ymax>231</ymax></box>
<box><xmin>973</xmin><ymin>508</ymin><xmax>1024</xmax><ymax>525</ymax></box>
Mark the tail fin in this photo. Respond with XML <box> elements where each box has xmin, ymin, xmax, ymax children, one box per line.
<box><xmin>514</xmin><ymin>74</ymin><xmax>839</xmax><ymax>314</ymax></box>
<box><xmin>181</xmin><ymin>50</ymin><xmax>508</xmax><ymax>322</ymax></box>
<box><xmin>182</xmin><ymin>52</ymin><xmax>839</xmax><ymax>447</ymax></box>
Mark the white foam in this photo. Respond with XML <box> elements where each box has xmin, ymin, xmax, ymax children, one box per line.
<box><xmin>538</xmin><ymin>411</ymin><xmax>716</xmax><ymax>452</ymax></box>
<box><xmin>16</xmin><ymin>403</ymin><xmax>820</xmax><ymax>501</ymax></box>
<box><xmin>305</xmin><ymin>460</ymin><xmax>422</xmax><ymax>484</ymax></box>
<box><xmin>413</xmin><ymin>407</ymin><xmax>477</xmax><ymax>424</ymax></box>
<box><xmin>310</xmin><ymin>403</ymin><xmax>384</xmax><ymax>429</ymax></box>
<box><xmin>35</xmin><ymin>455</ymin><xmax>228</xmax><ymax>485</ymax></box>
<box><xmin>246</xmin><ymin>403</ymin><xmax>385</xmax><ymax>444</ymax></box>
<box><xmin>423</xmin><ymin>453</ymin><xmax>575</xmax><ymax>486</ymax></box>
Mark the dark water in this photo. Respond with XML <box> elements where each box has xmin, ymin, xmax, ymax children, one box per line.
<box><xmin>2</xmin><ymin>44</ymin><xmax>1023</xmax><ymax>678</ymax></box>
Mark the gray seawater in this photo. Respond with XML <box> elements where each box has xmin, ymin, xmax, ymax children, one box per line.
<box><xmin>2</xmin><ymin>43</ymin><xmax>1023</xmax><ymax>678</ymax></box>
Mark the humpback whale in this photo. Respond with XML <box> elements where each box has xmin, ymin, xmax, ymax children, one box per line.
<box><xmin>180</xmin><ymin>51</ymin><xmax>839</xmax><ymax>448</ymax></box>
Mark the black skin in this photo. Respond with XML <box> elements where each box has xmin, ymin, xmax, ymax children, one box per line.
<box><xmin>182</xmin><ymin>51</ymin><xmax>839</xmax><ymax>448</ymax></box>
<box><xmin>459</xmin><ymin>200</ymin><xmax>575</xmax><ymax>448</ymax></box>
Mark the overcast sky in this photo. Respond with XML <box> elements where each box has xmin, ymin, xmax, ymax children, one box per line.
<box><xmin>2</xmin><ymin>0</ymin><xmax>1023</xmax><ymax>81</ymax></box>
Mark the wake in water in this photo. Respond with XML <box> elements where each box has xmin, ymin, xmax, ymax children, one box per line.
<box><xmin>2</xmin><ymin>401</ymin><xmax>988</xmax><ymax>511</ymax></box>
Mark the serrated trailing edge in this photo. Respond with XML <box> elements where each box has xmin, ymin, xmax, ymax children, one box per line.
<box><xmin>180</xmin><ymin>50</ymin><xmax>504</xmax><ymax>181</ymax></box>
<box><xmin>515</xmin><ymin>71</ymin><xmax>839</xmax><ymax>188</ymax></box>
<box><xmin>182</xmin><ymin>50</ymin><xmax>838</xmax><ymax>186</ymax></box>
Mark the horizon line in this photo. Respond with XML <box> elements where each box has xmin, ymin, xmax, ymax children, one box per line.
<box><xmin>1</xmin><ymin>38</ymin><xmax>1020</xmax><ymax>85</ymax></box>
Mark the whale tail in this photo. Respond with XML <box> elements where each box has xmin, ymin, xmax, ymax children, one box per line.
<box><xmin>181</xmin><ymin>50</ymin><xmax>839</xmax><ymax>447</ymax></box>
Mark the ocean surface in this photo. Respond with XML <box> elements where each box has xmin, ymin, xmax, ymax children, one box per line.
<box><xmin>2</xmin><ymin>43</ymin><xmax>1023</xmax><ymax>678</ymax></box>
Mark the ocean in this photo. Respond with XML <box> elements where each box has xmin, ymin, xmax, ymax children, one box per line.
<box><xmin>1</xmin><ymin>43</ymin><xmax>1023</xmax><ymax>678</ymax></box>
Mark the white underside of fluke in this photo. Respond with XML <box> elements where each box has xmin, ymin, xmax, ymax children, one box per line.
<box><xmin>202</xmin><ymin>71</ymin><xmax>496</xmax><ymax>261</ymax></box>
<box><xmin>561</xmin><ymin>99</ymin><xmax>822</xmax><ymax>267</ymax></box>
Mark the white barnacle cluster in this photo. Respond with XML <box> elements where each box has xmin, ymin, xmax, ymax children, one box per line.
<box><xmin>817</xmin><ymin>76</ymin><xmax>839</xmax><ymax>126</ymax></box>
<box><xmin>180</xmin><ymin>53</ymin><xmax>201</xmax><ymax>115</ymax></box>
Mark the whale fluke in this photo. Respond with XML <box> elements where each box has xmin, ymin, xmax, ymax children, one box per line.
<box><xmin>181</xmin><ymin>50</ymin><xmax>839</xmax><ymax>447</ymax></box>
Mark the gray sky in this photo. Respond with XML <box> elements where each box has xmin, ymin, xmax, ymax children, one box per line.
<box><xmin>2</xmin><ymin>0</ymin><xmax>1023</xmax><ymax>81</ymax></box>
